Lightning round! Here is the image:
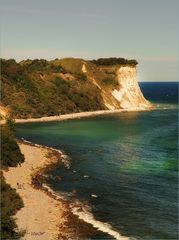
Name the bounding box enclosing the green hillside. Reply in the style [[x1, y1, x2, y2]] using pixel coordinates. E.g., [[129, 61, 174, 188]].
[[1, 57, 137, 118]]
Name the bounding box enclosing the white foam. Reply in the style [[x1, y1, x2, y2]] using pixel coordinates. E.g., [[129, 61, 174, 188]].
[[70, 202, 131, 240], [155, 103, 178, 110], [22, 139, 33, 144], [42, 183, 131, 240], [42, 183, 73, 200], [61, 155, 71, 169], [83, 175, 89, 178], [22, 139, 132, 240], [91, 194, 98, 198], [22, 139, 71, 169]]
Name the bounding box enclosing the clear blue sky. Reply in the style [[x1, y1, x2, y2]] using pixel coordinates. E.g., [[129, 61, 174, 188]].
[[0, 0, 178, 81]]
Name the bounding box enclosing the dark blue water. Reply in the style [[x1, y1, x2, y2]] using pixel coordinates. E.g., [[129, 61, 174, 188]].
[[139, 82, 178, 104], [16, 82, 178, 240]]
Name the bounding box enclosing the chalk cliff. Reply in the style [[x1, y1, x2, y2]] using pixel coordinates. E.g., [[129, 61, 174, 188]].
[[80, 61, 151, 111], [1, 58, 151, 118], [111, 66, 150, 110]]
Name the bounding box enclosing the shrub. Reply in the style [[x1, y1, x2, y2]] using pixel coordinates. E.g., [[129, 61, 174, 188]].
[[1, 174, 24, 239], [74, 73, 87, 82], [101, 77, 118, 86], [91, 58, 138, 66], [1, 125, 25, 239], [1, 125, 24, 168]]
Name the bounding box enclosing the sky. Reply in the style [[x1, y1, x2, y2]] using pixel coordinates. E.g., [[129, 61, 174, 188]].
[[0, 0, 178, 81]]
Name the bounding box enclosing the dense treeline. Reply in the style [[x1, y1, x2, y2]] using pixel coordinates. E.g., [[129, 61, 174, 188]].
[[91, 57, 138, 66], [1, 174, 24, 239], [1, 59, 105, 118], [1, 123, 25, 239], [1, 125, 24, 168], [1, 58, 65, 75]]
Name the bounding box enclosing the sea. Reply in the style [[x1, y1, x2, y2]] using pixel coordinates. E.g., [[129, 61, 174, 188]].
[[15, 82, 178, 240]]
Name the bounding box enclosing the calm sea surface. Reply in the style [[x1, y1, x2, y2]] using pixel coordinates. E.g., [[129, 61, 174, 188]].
[[16, 82, 178, 240]]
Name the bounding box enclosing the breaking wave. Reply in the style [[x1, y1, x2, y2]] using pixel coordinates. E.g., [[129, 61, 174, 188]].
[[41, 182, 131, 240], [22, 138, 132, 240], [21, 138, 71, 169]]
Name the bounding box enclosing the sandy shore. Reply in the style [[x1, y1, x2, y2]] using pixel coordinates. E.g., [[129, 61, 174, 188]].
[[1, 108, 154, 239], [0, 108, 152, 125], [3, 143, 70, 240], [3, 142, 111, 240]]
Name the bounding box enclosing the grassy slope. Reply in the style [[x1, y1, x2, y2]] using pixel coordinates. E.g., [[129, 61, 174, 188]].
[[1, 58, 137, 118], [1, 58, 106, 118]]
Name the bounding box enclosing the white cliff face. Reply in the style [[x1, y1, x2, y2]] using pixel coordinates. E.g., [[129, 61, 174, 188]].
[[82, 64, 87, 73], [81, 62, 151, 111], [111, 66, 151, 110]]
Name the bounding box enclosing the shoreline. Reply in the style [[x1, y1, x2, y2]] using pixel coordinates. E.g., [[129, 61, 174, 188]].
[[0, 108, 153, 125], [2, 141, 115, 240], [3, 141, 69, 240]]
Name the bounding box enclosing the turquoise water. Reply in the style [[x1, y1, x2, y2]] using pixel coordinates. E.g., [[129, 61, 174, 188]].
[[15, 82, 178, 239]]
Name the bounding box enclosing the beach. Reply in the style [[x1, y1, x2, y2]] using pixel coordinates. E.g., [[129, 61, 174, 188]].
[[2, 100, 177, 240], [0, 108, 152, 125], [2, 141, 112, 240], [3, 142, 68, 240]]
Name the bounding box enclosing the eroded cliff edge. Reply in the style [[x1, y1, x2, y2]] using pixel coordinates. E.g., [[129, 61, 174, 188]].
[[87, 63, 151, 111], [1, 58, 152, 119]]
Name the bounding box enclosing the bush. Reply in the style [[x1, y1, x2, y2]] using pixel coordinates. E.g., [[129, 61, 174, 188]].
[[1, 125, 24, 168], [1, 124, 25, 239], [6, 118, 16, 131], [91, 58, 138, 66], [53, 77, 70, 88], [74, 73, 87, 82], [1, 174, 24, 239], [101, 77, 118, 86]]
